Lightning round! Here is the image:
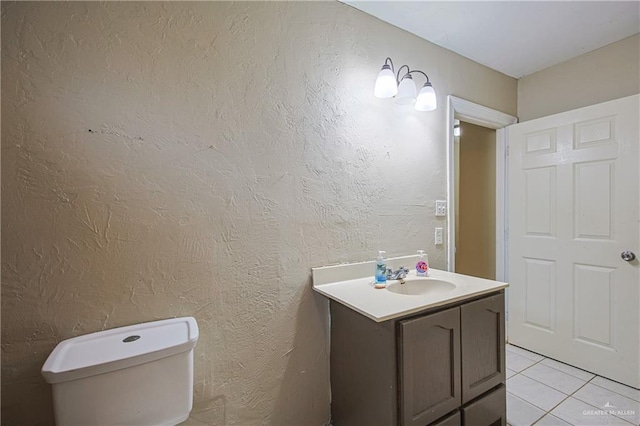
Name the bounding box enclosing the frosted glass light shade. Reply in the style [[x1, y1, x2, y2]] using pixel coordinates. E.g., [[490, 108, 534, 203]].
[[374, 65, 398, 99], [395, 76, 417, 105], [415, 82, 437, 111]]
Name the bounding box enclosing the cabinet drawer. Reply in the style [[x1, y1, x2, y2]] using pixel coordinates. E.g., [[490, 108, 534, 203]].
[[460, 293, 505, 403], [430, 411, 460, 426], [399, 307, 461, 426], [462, 385, 506, 426]]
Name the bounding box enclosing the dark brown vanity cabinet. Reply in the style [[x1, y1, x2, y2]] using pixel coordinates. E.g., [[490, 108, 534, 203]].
[[330, 290, 506, 426]]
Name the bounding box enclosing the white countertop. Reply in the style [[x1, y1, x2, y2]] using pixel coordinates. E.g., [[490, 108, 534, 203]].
[[312, 255, 508, 322]]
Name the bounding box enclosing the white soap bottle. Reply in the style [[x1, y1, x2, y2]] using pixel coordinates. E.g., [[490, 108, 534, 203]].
[[416, 250, 429, 276]]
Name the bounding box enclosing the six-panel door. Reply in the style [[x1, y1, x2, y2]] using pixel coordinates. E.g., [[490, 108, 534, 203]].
[[399, 307, 461, 426], [508, 94, 640, 387]]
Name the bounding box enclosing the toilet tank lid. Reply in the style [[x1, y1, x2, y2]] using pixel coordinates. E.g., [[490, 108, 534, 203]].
[[41, 317, 199, 384]]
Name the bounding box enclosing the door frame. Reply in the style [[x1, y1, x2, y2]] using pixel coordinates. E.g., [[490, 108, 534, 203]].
[[446, 96, 517, 281]]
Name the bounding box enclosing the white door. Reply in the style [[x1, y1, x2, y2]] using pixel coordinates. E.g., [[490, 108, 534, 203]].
[[508, 94, 639, 388]]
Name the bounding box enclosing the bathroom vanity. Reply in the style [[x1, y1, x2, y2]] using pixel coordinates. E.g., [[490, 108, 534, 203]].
[[312, 255, 508, 426]]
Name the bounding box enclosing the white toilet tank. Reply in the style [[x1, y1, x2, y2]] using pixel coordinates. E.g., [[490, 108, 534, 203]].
[[42, 317, 199, 426]]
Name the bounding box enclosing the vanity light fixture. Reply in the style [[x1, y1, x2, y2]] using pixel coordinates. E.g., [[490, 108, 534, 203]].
[[374, 57, 437, 112]]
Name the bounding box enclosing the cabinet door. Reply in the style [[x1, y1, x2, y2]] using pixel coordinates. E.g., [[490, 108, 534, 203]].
[[399, 307, 461, 426], [461, 385, 506, 426], [460, 293, 506, 404]]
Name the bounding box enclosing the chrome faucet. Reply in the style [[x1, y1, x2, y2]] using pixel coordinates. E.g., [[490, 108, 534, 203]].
[[386, 267, 409, 281]]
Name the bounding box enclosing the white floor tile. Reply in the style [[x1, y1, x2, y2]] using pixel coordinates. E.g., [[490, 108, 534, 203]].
[[507, 374, 568, 411], [521, 363, 587, 395], [540, 358, 596, 382], [508, 351, 539, 372], [591, 376, 640, 403], [507, 344, 545, 362], [534, 413, 573, 425], [573, 383, 640, 425], [551, 397, 631, 425], [507, 392, 546, 426], [507, 368, 517, 379]]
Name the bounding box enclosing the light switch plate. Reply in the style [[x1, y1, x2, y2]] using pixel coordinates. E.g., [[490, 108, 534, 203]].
[[435, 227, 444, 245], [435, 200, 447, 217]]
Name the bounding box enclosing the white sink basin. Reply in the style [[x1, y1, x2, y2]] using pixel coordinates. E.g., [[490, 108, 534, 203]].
[[386, 276, 456, 296]]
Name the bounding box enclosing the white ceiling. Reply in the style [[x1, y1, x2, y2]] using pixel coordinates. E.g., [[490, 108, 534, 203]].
[[342, 1, 640, 78]]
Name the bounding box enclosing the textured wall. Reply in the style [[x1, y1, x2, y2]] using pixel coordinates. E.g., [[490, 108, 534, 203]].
[[518, 34, 640, 121], [1, 2, 516, 424]]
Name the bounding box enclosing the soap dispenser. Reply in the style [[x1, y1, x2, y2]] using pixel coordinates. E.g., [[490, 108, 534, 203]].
[[416, 250, 429, 276], [374, 251, 387, 288]]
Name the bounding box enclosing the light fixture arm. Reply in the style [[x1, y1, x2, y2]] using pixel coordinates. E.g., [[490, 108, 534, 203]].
[[405, 69, 431, 84], [384, 57, 395, 73], [396, 65, 410, 83]]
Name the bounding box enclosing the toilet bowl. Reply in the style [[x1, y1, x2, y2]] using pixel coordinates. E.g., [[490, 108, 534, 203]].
[[42, 317, 199, 426]]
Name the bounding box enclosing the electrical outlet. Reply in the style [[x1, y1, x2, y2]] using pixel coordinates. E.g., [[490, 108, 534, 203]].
[[435, 227, 444, 245], [435, 200, 447, 217]]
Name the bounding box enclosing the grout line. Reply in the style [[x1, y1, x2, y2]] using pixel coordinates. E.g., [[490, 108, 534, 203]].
[[506, 352, 546, 377], [587, 379, 640, 403], [506, 343, 547, 361], [531, 393, 572, 425], [507, 391, 548, 425], [519, 362, 591, 393], [570, 378, 638, 425], [518, 357, 589, 415], [507, 372, 573, 414], [517, 356, 546, 372], [531, 413, 573, 426], [568, 377, 593, 398], [505, 344, 597, 381], [522, 376, 635, 426], [517, 371, 580, 397], [537, 358, 596, 381], [507, 354, 573, 423], [565, 394, 636, 426], [505, 345, 638, 426], [594, 376, 640, 392]]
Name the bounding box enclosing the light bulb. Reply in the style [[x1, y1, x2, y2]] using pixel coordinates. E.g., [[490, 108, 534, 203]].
[[415, 82, 437, 111], [374, 65, 398, 99], [395, 75, 417, 105]]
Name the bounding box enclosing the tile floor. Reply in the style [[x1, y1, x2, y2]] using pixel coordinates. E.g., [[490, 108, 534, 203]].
[[506, 344, 640, 426]]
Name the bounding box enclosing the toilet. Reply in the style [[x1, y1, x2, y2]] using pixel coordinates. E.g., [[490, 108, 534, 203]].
[[42, 317, 199, 426]]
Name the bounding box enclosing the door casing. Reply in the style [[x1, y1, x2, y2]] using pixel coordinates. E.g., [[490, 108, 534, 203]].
[[446, 96, 517, 282]]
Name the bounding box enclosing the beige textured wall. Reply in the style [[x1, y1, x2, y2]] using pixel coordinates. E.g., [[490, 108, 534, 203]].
[[455, 122, 496, 281], [1, 2, 516, 424], [518, 34, 640, 121]]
